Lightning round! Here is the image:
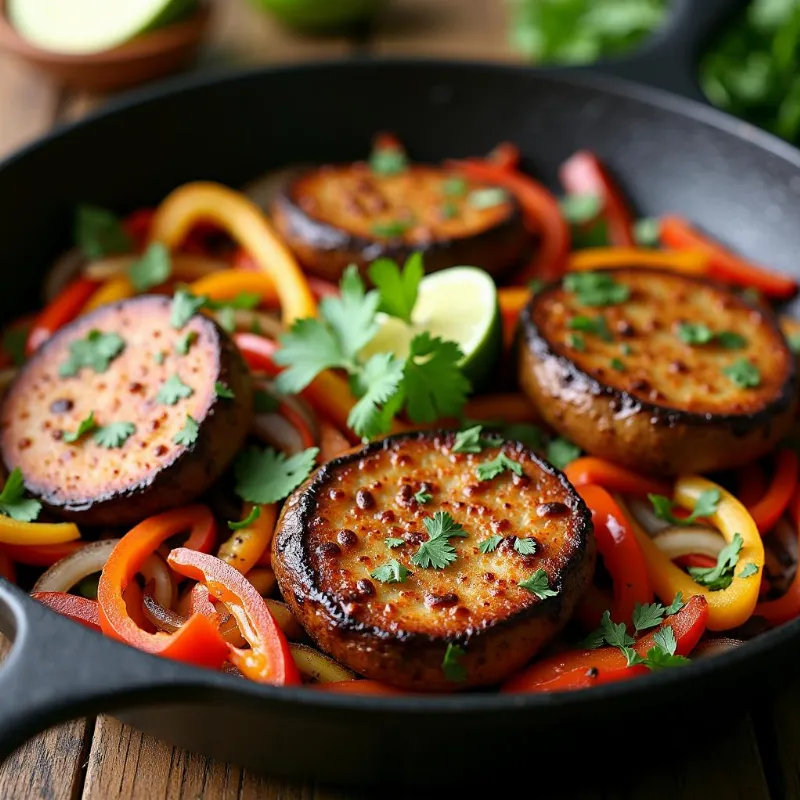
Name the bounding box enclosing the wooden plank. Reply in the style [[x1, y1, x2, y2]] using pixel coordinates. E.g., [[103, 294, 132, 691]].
[[371, 0, 514, 60], [0, 56, 60, 160], [0, 638, 92, 800]]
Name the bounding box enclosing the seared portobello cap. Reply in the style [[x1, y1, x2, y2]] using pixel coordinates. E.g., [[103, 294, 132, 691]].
[[272, 163, 531, 282], [519, 268, 797, 476], [272, 430, 594, 692], [0, 296, 253, 525]]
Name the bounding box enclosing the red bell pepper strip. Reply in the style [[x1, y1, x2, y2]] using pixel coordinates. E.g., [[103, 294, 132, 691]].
[[31, 592, 101, 631], [234, 333, 282, 377], [0, 549, 15, 583], [315, 680, 406, 695], [738, 460, 767, 508], [675, 553, 718, 570], [565, 457, 670, 497], [167, 547, 300, 686], [660, 216, 797, 299], [25, 277, 101, 355], [744, 451, 798, 534], [452, 160, 570, 282], [277, 399, 317, 451], [97, 506, 229, 669], [2, 541, 87, 567], [559, 151, 635, 247], [503, 595, 708, 693], [516, 663, 649, 694], [575, 485, 653, 627], [122, 208, 156, 251], [757, 493, 800, 625]]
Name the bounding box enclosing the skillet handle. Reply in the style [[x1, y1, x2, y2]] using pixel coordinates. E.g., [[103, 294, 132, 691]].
[[0, 579, 194, 763], [586, 0, 750, 104]]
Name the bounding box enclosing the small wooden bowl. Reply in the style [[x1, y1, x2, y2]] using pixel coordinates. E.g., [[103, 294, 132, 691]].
[[0, 0, 211, 92]]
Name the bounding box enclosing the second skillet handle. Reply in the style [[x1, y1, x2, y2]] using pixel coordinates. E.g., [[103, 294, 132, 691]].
[[586, 0, 750, 104]]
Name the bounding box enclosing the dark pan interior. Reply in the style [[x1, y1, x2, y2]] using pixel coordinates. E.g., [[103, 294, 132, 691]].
[[3, 59, 800, 787]]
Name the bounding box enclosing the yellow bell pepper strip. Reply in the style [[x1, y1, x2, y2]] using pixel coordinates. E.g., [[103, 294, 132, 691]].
[[620, 476, 764, 631], [498, 287, 532, 348], [81, 276, 135, 313], [568, 247, 708, 275], [0, 517, 80, 546], [217, 503, 277, 575], [149, 182, 316, 325], [189, 269, 279, 308]]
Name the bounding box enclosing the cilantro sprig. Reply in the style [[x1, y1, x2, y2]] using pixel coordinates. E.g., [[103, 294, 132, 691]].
[[442, 643, 467, 682], [476, 452, 523, 481], [564, 272, 630, 307], [75, 204, 132, 260], [129, 242, 171, 292], [368, 253, 422, 324], [63, 411, 97, 443], [452, 425, 502, 454], [518, 569, 558, 599], [677, 322, 747, 350], [411, 511, 468, 569], [0, 468, 41, 522], [173, 415, 199, 446], [371, 559, 411, 584], [234, 446, 319, 505], [93, 421, 136, 449], [60, 330, 125, 378], [688, 533, 744, 591], [648, 489, 721, 526]]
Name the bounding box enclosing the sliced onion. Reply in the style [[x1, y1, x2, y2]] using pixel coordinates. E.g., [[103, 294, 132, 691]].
[[33, 539, 118, 593], [45, 247, 85, 302], [653, 526, 726, 560], [692, 638, 745, 659], [83, 253, 226, 282], [140, 552, 175, 610], [227, 309, 283, 339], [290, 643, 355, 683], [265, 599, 303, 640], [252, 412, 304, 455], [142, 590, 185, 634], [626, 496, 670, 536]]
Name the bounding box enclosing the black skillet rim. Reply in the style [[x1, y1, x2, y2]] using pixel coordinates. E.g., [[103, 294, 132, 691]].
[[3, 56, 800, 715]]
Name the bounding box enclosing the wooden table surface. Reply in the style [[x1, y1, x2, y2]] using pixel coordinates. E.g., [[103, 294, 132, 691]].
[[0, 0, 799, 797]]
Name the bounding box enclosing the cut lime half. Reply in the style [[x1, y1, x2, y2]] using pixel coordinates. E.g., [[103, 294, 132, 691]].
[[8, 0, 196, 55], [361, 266, 502, 388]]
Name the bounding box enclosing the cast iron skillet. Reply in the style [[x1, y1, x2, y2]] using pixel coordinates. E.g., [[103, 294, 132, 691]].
[[1, 0, 799, 787]]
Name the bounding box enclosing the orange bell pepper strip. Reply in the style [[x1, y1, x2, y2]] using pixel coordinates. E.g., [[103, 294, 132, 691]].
[[0, 516, 81, 547], [756, 494, 800, 625], [319, 420, 352, 463], [2, 540, 87, 567], [189, 270, 279, 309], [660, 216, 797, 299], [743, 450, 798, 534], [149, 182, 316, 325], [620, 477, 764, 631], [568, 247, 708, 275], [97, 506, 229, 669], [81, 276, 135, 313], [503, 595, 708, 693], [217, 503, 278, 575], [498, 287, 532, 348], [559, 151, 635, 247], [31, 592, 101, 630], [575, 485, 653, 627], [167, 547, 301, 686], [565, 457, 670, 497], [0, 549, 15, 583], [452, 161, 570, 282], [463, 393, 541, 425], [26, 277, 100, 354]]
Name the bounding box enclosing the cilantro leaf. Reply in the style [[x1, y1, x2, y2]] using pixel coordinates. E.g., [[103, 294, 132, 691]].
[[215, 382, 235, 400], [788, 331, 800, 354], [582, 628, 607, 649], [59, 330, 125, 378], [479, 535, 503, 554], [468, 188, 509, 209], [206, 292, 261, 311], [688, 533, 744, 591], [644, 647, 691, 670], [518, 569, 558, 599], [173, 415, 199, 446], [739, 562, 759, 578], [75, 204, 132, 260], [347, 353, 405, 440], [632, 601, 666, 634], [368, 252, 423, 324], [228, 505, 261, 530], [724, 358, 761, 388], [610, 357, 626, 371], [677, 321, 714, 345], [559, 193, 602, 224], [0, 468, 40, 522], [63, 411, 98, 443], [622, 647, 647, 667], [717, 331, 747, 350], [371, 559, 411, 584], [371, 220, 412, 238], [129, 242, 171, 292], [601, 609, 635, 648], [443, 177, 468, 196], [546, 437, 581, 470], [385, 536, 405, 548], [648, 489, 721, 526], [170, 289, 207, 330], [93, 421, 135, 449], [411, 511, 468, 569], [254, 389, 279, 414], [633, 217, 660, 247], [654, 626, 678, 657], [476, 452, 523, 481], [402, 333, 470, 423], [414, 490, 432, 504], [216, 306, 236, 333], [275, 319, 347, 394], [452, 425, 485, 454], [514, 537, 538, 555], [153, 351, 165, 365], [369, 145, 407, 176], [442, 643, 467, 682], [156, 374, 194, 405], [2, 327, 27, 367], [564, 271, 630, 306], [569, 314, 612, 341], [664, 592, 684, 616], [234, 446, 319, 505], [567, 332, 585, 351], [175, 330, 197, 356], [318, 266, 380, 361]]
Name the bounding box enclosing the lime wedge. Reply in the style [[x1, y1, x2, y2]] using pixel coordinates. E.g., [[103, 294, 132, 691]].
[[362, 266, 501, 388], [9, 0, 196, 54]]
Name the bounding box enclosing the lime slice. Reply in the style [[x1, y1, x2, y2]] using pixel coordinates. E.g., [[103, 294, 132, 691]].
[[362, 266, 502, 388], [8, 0, 196, 55]]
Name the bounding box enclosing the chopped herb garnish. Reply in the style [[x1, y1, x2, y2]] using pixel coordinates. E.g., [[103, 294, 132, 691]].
[[443, 176, 468, 196], [59, 330, 125, 378], [175, 330, 197, 356], [411, 511, 468, 570], [234, 445, 319, 505], [547, 437, 581, 470], [633, 217, 661, 247], [560, 193, 602, 224], [254, 389, 279, 414], [153, 351, 165, 365], [369, 145, 407, 176], [723, 358, 761, 388], [441, 201, 459, 220], [468, 188, 509, 210], [479, 535, 503, 554], [452, 425, 489, 454], [63, 411, 97, 443], [414, 489, 432, 504], [442, 643, 467, 682], [385, 537, 405, 548], [514, 537, 538, 555], [129, 242, 171, 292], [688, 533, 744, 591], [717, 331, 747, 350], [739, 562, 759, 578], [632, 601, 669, 634], [620, 343, 633, 356], [518, 569, 558, 599], [528, 278, 545, 294], [173, 415, 199, 446], [228, 505, 261, 530], [170, 289, 207, 330], [0, 468, 40, 522], [567, 332, 586, 351], [476, 452, 523, 481], [156, 373, 194, 405], [648, 489, 721, 526], [677, 322, 714, 345], [664, 592, 685, 616], [788, 331, 800, 354], [569, 315, 612, 341], [371, 559, 411, 584], [564, 271, 630, 307], [216, 306, 236, 333], [215, 382, 235, 400], [371, 220, 411, 238], [368, 253, 422, 325], [93, 421, 135, 449], [75, 204, 132, 260], [610, 357, 626, 371]]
